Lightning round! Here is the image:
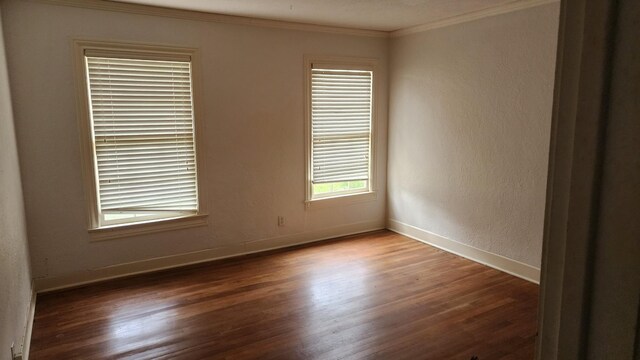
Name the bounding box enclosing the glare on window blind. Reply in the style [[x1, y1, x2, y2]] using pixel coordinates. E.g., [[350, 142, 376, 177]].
[[85, 56, 198, 213], [311, 67, 372, 184]]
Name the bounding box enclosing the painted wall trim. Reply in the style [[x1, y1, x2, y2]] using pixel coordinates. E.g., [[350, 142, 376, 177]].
[[387, 219, 541, 283], [32, 0, 388, 38], [18, 287, 36, 360], [35, 220, 385, 293], [390, 0, 560, 37]]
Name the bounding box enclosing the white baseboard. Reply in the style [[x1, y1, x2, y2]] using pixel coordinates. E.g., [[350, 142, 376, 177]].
[[387, 219, 540, 283], [20, 286, 36, 360], [35, 220, 385, 293], [34, 218, 537, 293]]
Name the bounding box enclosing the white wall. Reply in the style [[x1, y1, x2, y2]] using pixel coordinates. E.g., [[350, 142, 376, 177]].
[[1, 0, 387, 287], [0, 6, 33, 358], [388, 3, 559, 267]]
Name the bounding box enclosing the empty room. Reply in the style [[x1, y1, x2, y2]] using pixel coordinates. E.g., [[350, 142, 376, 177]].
[[1, 0, 638, 359]]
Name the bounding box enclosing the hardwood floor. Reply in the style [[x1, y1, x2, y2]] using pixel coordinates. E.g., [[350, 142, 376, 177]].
[[30, 230, 539, 359]]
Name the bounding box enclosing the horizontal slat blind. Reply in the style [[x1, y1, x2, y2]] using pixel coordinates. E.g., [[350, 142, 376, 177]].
[[311, 67, 372, 183], [86, 56, 198, 212]]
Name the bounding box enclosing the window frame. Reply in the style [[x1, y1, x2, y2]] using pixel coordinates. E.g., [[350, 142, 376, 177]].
[[73, 40, 208, 241], [303, 55, 378, 209]]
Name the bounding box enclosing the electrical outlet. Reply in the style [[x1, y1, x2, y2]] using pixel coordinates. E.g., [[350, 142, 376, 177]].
[[277, 216, 285, 227], [10, 342, 23, 360]]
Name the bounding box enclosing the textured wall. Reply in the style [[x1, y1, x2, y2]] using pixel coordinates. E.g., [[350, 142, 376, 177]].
[[1, 0, 387, 283], [387, 3, 560, 267], [0, 6, 33, 357]]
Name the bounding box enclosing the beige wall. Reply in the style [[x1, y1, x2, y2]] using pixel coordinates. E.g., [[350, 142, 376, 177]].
[[387, 3, 560, 267], [0, 6, 33, 357], [1, 0, 388, 285]]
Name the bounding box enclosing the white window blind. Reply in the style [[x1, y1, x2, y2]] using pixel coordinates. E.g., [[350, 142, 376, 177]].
[[85, 55, 198, 224], [311, 67, 373, 184]]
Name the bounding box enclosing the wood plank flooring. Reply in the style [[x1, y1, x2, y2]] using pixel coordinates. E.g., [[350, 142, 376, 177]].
[[30, 230, 539, 359]]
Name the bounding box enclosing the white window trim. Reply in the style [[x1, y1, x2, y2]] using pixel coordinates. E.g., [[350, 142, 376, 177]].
[[73, 39, 208, 241], [303, 55, 378, 209]]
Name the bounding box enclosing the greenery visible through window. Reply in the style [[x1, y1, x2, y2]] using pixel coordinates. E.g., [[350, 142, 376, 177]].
[[313, 180, 367, 197]]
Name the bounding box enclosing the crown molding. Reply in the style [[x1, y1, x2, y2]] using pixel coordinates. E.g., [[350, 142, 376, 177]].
[[32, 0, 558, 40], [32, 0, 389, 38], [391, 0, 560, 37]]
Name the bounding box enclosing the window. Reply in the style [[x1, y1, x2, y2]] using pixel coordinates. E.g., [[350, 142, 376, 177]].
[[75, 41, 206, 238], [305, 57, 376, 204]]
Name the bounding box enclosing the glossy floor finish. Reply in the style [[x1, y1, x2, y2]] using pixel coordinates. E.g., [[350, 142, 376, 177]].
[[30, 231, 539, 359]]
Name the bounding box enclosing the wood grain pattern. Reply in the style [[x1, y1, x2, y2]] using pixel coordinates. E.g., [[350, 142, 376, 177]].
[[30, 230, 539, 359]]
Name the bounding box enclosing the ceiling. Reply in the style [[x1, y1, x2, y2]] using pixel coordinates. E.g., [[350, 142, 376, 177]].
[[110, 0, 527, 32]]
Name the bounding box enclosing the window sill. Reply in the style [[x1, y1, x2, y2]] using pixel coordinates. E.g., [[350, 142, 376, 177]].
[[88, 214, 208, 242], [305, 191, 377, 210]]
